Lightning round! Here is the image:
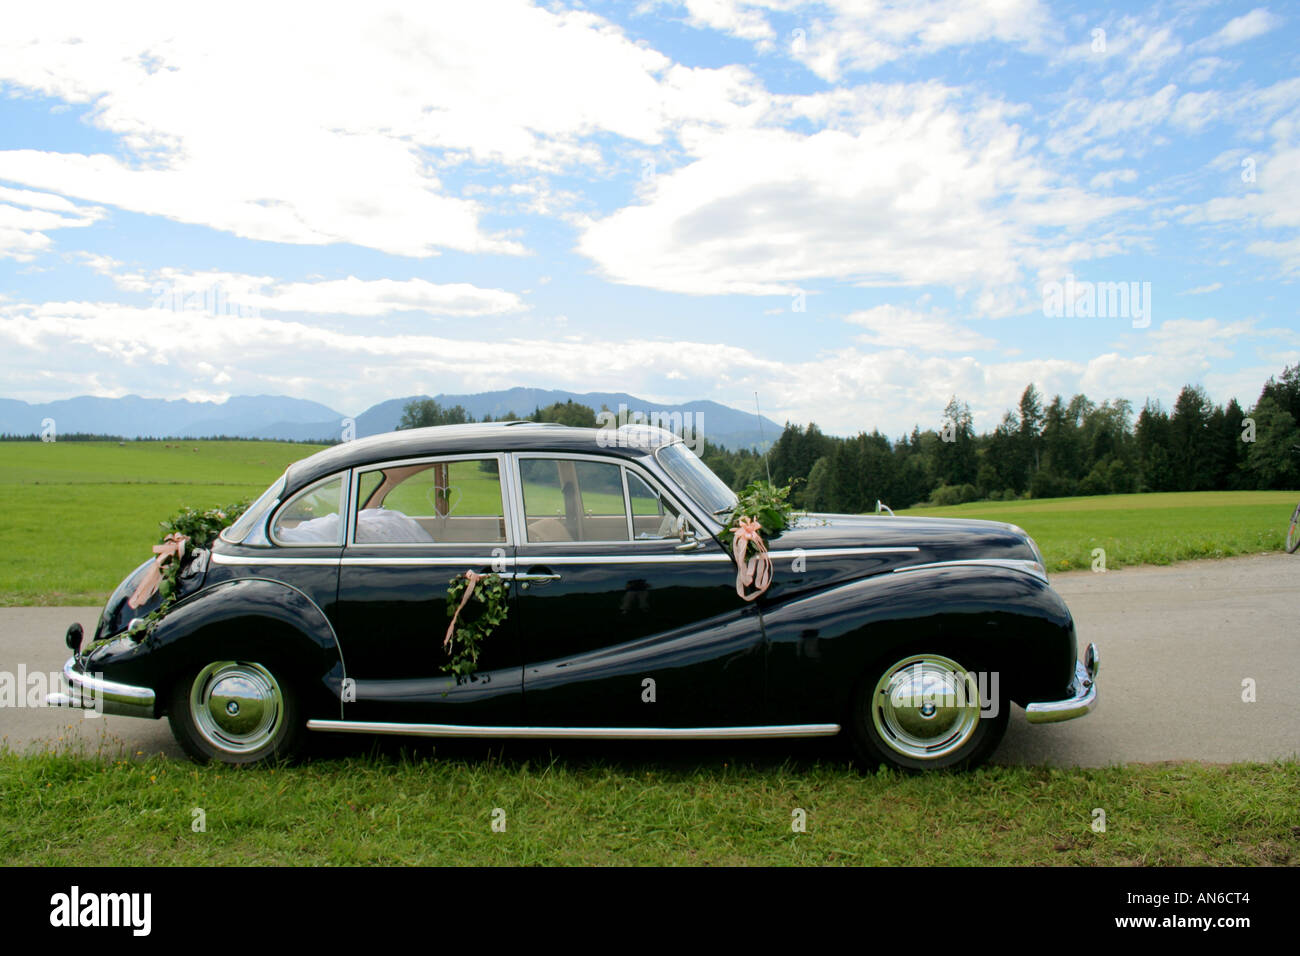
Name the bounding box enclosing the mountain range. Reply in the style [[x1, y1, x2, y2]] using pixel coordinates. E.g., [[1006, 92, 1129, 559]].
[[0, 388, 783, 450]]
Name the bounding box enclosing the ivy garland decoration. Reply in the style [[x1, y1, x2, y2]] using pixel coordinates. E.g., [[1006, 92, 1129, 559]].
[[717, 480, 795, 550], [126, 533, 193, 640], [717, 480, 795, 602], [442, 571, 510, 679], [125, 502, 249, 642]]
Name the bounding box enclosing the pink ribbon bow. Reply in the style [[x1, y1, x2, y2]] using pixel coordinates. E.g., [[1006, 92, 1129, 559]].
[[127, 533, 190, 609], [731, 516, 772, 602], [444, 570, 483, 651]]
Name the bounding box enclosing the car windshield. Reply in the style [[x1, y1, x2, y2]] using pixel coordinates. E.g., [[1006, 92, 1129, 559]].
[[220, 474, 285, 545], [654, 442, 736, 516]]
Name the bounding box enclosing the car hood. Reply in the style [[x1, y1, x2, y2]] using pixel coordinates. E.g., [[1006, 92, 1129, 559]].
[[752, 512, 1042, 600]]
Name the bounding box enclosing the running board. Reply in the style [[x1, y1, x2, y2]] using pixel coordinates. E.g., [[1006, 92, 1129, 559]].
[[306, 720, 841, 740]]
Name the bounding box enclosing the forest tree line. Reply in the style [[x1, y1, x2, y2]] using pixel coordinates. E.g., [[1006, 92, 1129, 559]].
[[399, 365, 1300, 511], [695, 363, 1300, 510]]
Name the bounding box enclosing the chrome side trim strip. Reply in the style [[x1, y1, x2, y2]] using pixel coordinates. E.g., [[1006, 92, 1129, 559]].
[[306, 720, 842, 740], [340, 556, 517, 567], [212, 553, 341, 566], [767, 546, 919, 558], [513, 553, 732, 565], [217, 546, 922, 568], [892, 558, 1048, 582]]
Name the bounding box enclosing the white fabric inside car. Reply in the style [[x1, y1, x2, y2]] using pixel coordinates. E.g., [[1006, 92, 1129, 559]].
[[276, 508, 435, 544], [276, 512, 340, 544], [356, 508, 435, 543]]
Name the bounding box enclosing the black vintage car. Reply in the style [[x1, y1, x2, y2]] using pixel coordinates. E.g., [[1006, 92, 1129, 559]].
[[52, 422, 1097, 771]]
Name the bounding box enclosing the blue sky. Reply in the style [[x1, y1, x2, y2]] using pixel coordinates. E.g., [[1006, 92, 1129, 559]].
[[0, 0, 1296, 437]]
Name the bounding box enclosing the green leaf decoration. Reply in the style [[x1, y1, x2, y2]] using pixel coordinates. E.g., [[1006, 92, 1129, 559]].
[[442, 572, 510, 681]]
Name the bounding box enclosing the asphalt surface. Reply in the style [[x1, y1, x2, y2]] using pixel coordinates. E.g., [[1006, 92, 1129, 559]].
[[2, 552, 1296, 767]]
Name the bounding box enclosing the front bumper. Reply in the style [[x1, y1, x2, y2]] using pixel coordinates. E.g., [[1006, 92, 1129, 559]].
[[1025, 643, 1098, 724], [47, 656, 158, 720]]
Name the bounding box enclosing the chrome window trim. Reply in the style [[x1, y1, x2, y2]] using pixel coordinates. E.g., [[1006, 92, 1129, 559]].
[[306, 719, 841, 740], [510, 451, 706, 548], [219, 473, 286, 545], [635, 447, 725, 537], [650, 439, 736, 525], [268, 472, 349, 549], [620, 465, 634, 541], [345, 452, 514, 548]]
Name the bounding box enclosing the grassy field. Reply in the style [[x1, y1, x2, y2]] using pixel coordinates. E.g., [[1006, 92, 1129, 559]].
[[2, 440, 1295, 605], [0, 441, 323, 605], [2, 747, 1295, 865], [900, 490, 1296, 572]]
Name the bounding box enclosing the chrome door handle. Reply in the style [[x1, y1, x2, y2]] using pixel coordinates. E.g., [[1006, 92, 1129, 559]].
[[514, 572, 561, 582]]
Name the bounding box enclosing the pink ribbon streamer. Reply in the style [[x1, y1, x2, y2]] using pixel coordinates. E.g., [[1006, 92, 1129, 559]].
[[127, 533, 190, 609], [731, 516, 772, 602], [444, 570, 483, 651]]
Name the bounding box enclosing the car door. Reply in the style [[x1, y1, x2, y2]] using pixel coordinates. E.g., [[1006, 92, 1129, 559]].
[[331, 454, 523, 724], [511, 452, 763, 728]]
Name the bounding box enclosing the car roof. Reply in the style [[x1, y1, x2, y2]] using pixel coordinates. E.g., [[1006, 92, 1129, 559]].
[[285, 421, 678, 490]]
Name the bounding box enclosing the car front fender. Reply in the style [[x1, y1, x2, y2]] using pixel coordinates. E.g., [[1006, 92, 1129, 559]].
[[80, 576, 347, 720], [759, 563, 1078, 724]]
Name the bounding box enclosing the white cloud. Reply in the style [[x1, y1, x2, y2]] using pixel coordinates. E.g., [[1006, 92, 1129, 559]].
[[1181, 282, 1222, 295], [86, 264, 527, 317], [579, 83, 1136, 303], [0, 1, 756, 257], [677, 0, 775, 44], [667, 1, 1052, 80], [1047, 85, 1179, 156], [1199, 8, 1282, 51], [257, 278, 526, 317], [0, 186, 103, 260], [846, 304, 997, 352], [1089, 169, 1138, 189]]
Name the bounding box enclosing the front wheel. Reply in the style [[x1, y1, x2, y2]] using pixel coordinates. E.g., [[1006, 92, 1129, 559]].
[[849, 650, 1008, 772], [1287, 502, 1300, 553], [168, 660, 303, 765]]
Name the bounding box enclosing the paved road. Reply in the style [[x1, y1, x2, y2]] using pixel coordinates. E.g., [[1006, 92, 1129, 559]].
[[2, 553, 1297, 767]]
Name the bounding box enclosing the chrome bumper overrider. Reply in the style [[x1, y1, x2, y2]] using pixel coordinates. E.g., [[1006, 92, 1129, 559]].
[[1025, 643, 1099, 724], [46, 656, 157, 719]]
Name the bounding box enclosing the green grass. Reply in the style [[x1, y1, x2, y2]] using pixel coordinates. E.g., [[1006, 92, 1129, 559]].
[[2, 748, 1295, 865], [899, 491, 1297, 572], [0, 441, 322, 605]]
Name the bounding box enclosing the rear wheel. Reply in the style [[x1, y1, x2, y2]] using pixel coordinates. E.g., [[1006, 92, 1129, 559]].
[[1287, 502, 1300, 553], [849, 649, 1008, 772], [168, 660, 303, 765]]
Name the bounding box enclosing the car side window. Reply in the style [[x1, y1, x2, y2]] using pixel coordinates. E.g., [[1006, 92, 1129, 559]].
[[626, 471, 685, 540], [272, 475, 345, 546], [353, 458, 506, 544], [520, 458, 630, 543]]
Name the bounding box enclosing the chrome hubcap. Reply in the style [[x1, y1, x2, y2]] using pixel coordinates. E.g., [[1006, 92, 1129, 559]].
[[190, 662, 284, 753], [871, 654, 982, 759]]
